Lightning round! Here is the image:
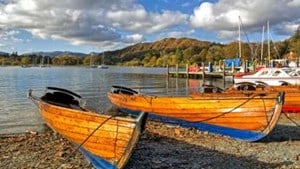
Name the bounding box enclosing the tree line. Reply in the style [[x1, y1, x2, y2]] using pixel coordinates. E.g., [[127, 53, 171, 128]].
[[0, 54, 101, 66]]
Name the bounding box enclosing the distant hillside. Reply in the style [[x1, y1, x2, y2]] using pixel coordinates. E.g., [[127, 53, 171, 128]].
[[105, 37, 213, 65], [21, 51, 87, 57], [103, 34, 300, 67], [0, 51, 9, 56]]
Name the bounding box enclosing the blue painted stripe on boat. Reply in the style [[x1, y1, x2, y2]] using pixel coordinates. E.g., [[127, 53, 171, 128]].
[[119, 108, 265, 142], [79, 148, 117, 169]]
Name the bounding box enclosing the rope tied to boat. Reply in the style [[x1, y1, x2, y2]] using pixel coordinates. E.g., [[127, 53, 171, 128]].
[[70, 112, 142, 167], [74, 116, 115, 152], [283, 113, 300, 127], [113, 119, 119, 164], [198, 93, 272, 123], [55, 114, 117, 169], [146, 92, 276, 123]]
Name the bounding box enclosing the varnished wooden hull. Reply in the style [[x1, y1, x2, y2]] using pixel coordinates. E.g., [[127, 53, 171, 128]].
[[227, 84, 300, 113], [267, 86, 300, 113], [108, 87, 284, 142], [30, 93, 145, 169]]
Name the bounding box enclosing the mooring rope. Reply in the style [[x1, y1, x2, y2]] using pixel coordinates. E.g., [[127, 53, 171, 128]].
[[260, 96, 274, 133], [55, 115, 115, 169], [196, 94, 269, 123], [74, 116, 115, 152], [143, 93, 271, 123], [283, 112, 300, 127], [113, 119, 119, 165], [115, 127, 136, 164]]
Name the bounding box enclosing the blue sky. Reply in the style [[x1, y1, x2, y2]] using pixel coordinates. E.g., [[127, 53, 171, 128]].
[[0, 0, 299, 54]]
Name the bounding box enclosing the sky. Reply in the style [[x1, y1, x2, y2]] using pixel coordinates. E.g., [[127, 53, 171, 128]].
[[0, 0, 299, 54]]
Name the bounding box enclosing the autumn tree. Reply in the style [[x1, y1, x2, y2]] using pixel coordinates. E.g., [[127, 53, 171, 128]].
[[289, 26, 300, 57], [21, 56, 31, 65], [52, 55, 82, 65], [199, 48, 208, 63], [175, 48, 183, 64], [223, 42, 239, 58], [206, 45, 224, 63]]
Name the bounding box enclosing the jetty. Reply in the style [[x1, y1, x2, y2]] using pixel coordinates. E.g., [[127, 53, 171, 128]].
[[166, 64, 235, 82]]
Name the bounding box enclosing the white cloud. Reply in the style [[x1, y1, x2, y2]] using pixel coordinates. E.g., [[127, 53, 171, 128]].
[[107, 8, 188, 33], [167, 30, 195, 38], [124, 34, 144, 43], [0, 29, 23, 49], [190, 2, 215, 28], [0, 0, 188, 49], [274, 22, 300, 35], [190, 0, 300, 39]]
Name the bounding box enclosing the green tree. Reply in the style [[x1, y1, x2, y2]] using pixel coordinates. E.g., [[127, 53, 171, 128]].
[[155, 57, 164, 66], [223, 42, 239, 58], [165, 54, 177, 66], [183, 47, 192, 63], [83, 55, 93, 65], [199, 48, 208, 62], [206, 45, 224, 63], [175, 48, 183, 63], [147, 56, 157, 67], [289, 26, 300, 57], [21, 56, 31, 65], [142, 53, 152, 66], [124, 58, 140, 66]]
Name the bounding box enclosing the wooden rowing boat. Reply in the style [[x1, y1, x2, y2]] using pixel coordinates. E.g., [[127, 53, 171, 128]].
[[107, 86, 284, 142], [29, 87, 146, 169], [227, 81, 300, 113]]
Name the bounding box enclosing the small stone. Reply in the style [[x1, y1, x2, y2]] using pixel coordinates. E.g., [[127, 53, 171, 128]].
[[174, 128, 181, 136]]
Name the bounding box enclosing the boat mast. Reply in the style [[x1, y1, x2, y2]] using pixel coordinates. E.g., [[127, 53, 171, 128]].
[[238, 19, 242, 58], [41, 55, 44, 66], [32, 55, 35, 66], [90, 53, 93, 66], [47, 56, 50, 67], [267, 21, 270, 65], [102, 52, 105, 65], [261, 25, 265, 65]]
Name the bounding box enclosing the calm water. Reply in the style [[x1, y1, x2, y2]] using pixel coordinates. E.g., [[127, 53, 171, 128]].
[[0, 66, 233, 134]]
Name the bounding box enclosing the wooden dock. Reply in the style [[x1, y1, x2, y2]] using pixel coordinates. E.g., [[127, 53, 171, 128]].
[[166, 64, 235, 82]]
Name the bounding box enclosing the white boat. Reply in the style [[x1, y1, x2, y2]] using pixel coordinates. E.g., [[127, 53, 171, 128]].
[[234, 67, 300, 86], [97, 64, 109, 69], [98, 52, 109, 69]]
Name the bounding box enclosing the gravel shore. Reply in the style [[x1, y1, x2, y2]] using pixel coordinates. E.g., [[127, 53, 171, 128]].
[[1, 114, 299, 169]]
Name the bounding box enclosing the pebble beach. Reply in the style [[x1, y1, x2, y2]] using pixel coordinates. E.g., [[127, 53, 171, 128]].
[[0, 113, 299, 169]]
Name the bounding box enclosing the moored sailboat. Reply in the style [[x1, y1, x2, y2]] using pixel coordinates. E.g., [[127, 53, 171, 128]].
[[98, 52, 109, 69]]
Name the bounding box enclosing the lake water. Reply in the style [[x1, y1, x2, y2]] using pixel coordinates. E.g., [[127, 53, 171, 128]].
[[0, 66, 233, 134]]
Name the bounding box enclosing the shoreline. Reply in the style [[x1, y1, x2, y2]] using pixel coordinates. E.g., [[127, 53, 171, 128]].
[[1, 114, 299, 169]]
